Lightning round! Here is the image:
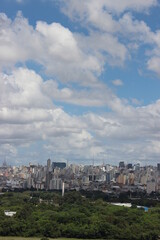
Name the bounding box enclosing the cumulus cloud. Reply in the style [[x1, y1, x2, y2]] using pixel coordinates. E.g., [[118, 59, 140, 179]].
[[1, 9, 159, 79], [147, 56, 160, 75], [60, 0, 157, 18], [44, 98, 160, 164], [1, 67, 160, 164], [0, 68, 52, 109], [60, 0, 157, 32], [59, 0, 160, 76], [1, 7, 160, 165], [43, 78, 127, 108], [79, 100, 160, 163], [0, 12, 101, 85], [0, 67, 96, 162]]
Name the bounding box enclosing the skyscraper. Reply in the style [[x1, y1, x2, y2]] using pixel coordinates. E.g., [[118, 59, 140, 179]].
[[47, 159, 51, 169], [157, 163, 160, 171], [52, 162, 66, 169], [119, 161, 125, 168]]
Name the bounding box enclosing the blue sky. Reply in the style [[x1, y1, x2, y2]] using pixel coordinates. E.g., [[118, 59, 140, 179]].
[[0, 0, 160, 166]]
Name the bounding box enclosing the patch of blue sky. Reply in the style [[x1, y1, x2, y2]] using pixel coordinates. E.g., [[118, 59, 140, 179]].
[[133, 5, 160, 32], [105, 69, 160, 106], [101, 51, 160, 106], [25, 60, 46, 78], [0, 0, 88, 34]]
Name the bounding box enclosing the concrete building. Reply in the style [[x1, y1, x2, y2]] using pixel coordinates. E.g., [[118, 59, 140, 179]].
[[50, 178, 62, 190], [47, 159, 51, 169], [117, 173, 126, 185], [157, 163, 160, 171], [52, 162, 66, 169], [147, 179, 156, 194], [119, 161, 125, 168]]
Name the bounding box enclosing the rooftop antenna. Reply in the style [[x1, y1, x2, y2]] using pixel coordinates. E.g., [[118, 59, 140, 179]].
[[67, 159, 69, 168], [102, 159, 104, 167], [3, 157, 7, 167], [145, 159, 147, 167]]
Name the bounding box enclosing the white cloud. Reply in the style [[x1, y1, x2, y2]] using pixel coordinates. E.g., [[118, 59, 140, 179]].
[[0, 13, 102, 85], [0, 68, 94, 161], [60, 0, 157, 34], [1, 7, 160, 165], [1, 67, 160, 164], [60, 0, 157, 18], [112, 79, 123, 86], [1, 10, 159, 80], [43, 79, 127, 108], [0, 12, 39, 68], [0, 68, 52, 109], [147, 57, 160, 76], [118, 13, 154, 44], [0, 144, 17, 161], [59, 0, 160, 76], [77, 32, 128, 66], [131, 98, 142, 106], [145, 29, 160, 76]]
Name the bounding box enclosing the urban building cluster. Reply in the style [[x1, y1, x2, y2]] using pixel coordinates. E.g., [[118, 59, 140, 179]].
[[0, 159, 160, 195]]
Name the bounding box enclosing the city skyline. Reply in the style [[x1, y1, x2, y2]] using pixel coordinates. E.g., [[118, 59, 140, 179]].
[[1, 158, 160, 194], [1, 0, 160, 166]]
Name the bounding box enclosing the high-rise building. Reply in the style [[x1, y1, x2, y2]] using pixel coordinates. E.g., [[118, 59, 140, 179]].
[[46, 171, 52, 190], [147, 179, 156, 194], [52, 162, 66, 169], [117, 173, 126, 185], [134, 163, 140, 171], [127, 163, 133, 169], [119, 161, 125, 168], [47, 159, 51, 169], [157, 163, 160, 171], [2, 159, 7, 168], [49, 178, 62, 190]]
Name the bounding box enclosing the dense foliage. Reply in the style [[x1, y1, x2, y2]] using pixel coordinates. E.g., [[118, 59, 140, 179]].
[[0, 191, 160, 239]]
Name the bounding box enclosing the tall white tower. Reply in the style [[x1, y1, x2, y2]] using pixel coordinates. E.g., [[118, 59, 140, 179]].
[[62, 181, 65, 197]]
